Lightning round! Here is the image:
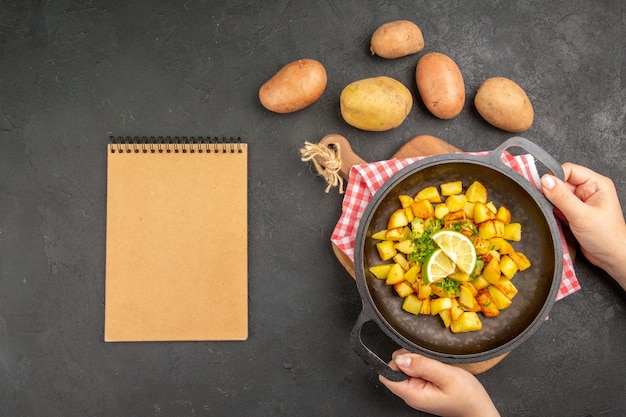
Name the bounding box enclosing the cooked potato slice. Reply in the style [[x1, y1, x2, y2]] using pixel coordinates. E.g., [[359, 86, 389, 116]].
[[394, 240, 415, 254], [448, 270, 471, 282], [376, 240, 397, 261], [417, 282, 432, 300], [415, 186, 442, 203], [458, 285, 477, 309], [384, 227, 405, 241], [465, 181, 488, 203], [509, 252, 531, 271], [430, 297, 453, 315], [439, 309, 452, 328], [402, 294, 422, 315], [474, 202, 496, 223], [444, 209, 466, 223], [473, 238, 491, 256], [403, 264, 420, 283], [434, 203, 450, 219], [404, 207, 415, 223], [462, 201, 475, 219], [503, 223, 522, 241], [393, 253, 410, 271], [478, 219, 505, 239], [489, 237, 515, 254], [385, 263, 405, 285], [461, 282, 478, 296], [430, 282, 447, 298], [482, 257, 501, 284], [476, 289, 499, 317], [411, 199, 435, 219], [450, 298, 464, 321], [445, 194, 467, 212], [398, 194, 414, 208], [488, 285, 513, 309], [495, 206, 512, 224], [478, 220, 497, 239], [451, 312, 483, 333], [472, 275, 490, 290], [499, 255, 519, 279], [440, 181, 463, 196], [371, 229, 388, 240], [388, 208, 409, 229], [369, 264, 392, 279], [494, 277, 518, 300], [394, 281, 414, 298]]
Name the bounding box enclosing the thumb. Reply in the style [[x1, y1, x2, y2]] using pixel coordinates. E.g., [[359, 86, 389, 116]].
[[394, 353, 456, 387], [540, 174, 586, 221]]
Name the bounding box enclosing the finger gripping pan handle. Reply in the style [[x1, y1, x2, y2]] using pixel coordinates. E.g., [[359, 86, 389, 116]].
[[350, 310, 409, 382]]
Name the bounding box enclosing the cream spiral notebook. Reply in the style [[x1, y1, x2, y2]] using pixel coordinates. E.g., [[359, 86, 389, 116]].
[[105, 136, 248, 342]]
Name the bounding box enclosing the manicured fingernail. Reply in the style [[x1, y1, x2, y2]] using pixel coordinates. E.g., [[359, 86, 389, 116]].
[[395, 354, 412, 368], [541, 174, 556, 190]]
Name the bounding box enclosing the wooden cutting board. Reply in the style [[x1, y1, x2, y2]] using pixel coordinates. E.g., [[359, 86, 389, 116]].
[[317, 133, 509, 375]]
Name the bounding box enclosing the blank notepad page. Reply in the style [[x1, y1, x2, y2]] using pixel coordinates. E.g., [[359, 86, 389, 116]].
[[105, 138, 248, 342]]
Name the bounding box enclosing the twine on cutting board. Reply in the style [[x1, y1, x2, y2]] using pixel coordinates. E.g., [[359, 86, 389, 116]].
[[300, 141, 345, 194]]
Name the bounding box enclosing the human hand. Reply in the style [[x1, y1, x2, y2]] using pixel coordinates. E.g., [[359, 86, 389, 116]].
[[541, 163, 626, 289], [379, 349, 500, 417]]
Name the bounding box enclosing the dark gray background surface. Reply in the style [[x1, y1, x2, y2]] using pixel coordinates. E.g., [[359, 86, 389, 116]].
[[1, 1, 625, 416]]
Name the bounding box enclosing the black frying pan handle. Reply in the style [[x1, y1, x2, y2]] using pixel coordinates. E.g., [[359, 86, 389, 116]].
[[487, 136, 565, 181], [350, 310, 409, 382]]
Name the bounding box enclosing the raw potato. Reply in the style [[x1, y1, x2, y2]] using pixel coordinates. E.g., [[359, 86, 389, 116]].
[[340, 76, 413, 131], [415, 52, 465, 119], [474, 77, 534, 132], [370, 20, 424, 59], [259, 59, 327, 113]]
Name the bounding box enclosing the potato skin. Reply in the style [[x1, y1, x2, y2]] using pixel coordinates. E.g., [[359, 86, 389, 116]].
[[415, 52, 465, 119], [259, 59, 327, 113], [474, 77, 534, 132], [370, 20, 424, 59], [340, 76, 413, 131]]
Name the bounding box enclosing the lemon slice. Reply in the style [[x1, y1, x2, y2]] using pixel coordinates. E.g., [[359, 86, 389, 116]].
[[422, 248, 456, 285], [431, 230, 477, 274]]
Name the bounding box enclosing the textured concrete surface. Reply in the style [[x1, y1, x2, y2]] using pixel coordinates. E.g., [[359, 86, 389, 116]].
[[1, 1, 624, 416]]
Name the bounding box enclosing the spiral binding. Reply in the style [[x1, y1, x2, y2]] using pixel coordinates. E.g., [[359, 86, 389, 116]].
[[108, 136, 244, 154]]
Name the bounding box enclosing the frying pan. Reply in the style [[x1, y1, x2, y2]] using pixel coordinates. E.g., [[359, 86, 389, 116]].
[[351, 137, 564, 381]]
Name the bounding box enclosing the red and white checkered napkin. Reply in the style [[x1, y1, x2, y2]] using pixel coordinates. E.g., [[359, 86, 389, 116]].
[[331, 152, 580, 301]]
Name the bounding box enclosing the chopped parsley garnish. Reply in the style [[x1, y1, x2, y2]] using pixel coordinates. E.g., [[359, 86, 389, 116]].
[[451, 222, 464, 232], [408, 218, 444, 264], [450, 221, 478, 236], [442, 277, 460, 297]]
